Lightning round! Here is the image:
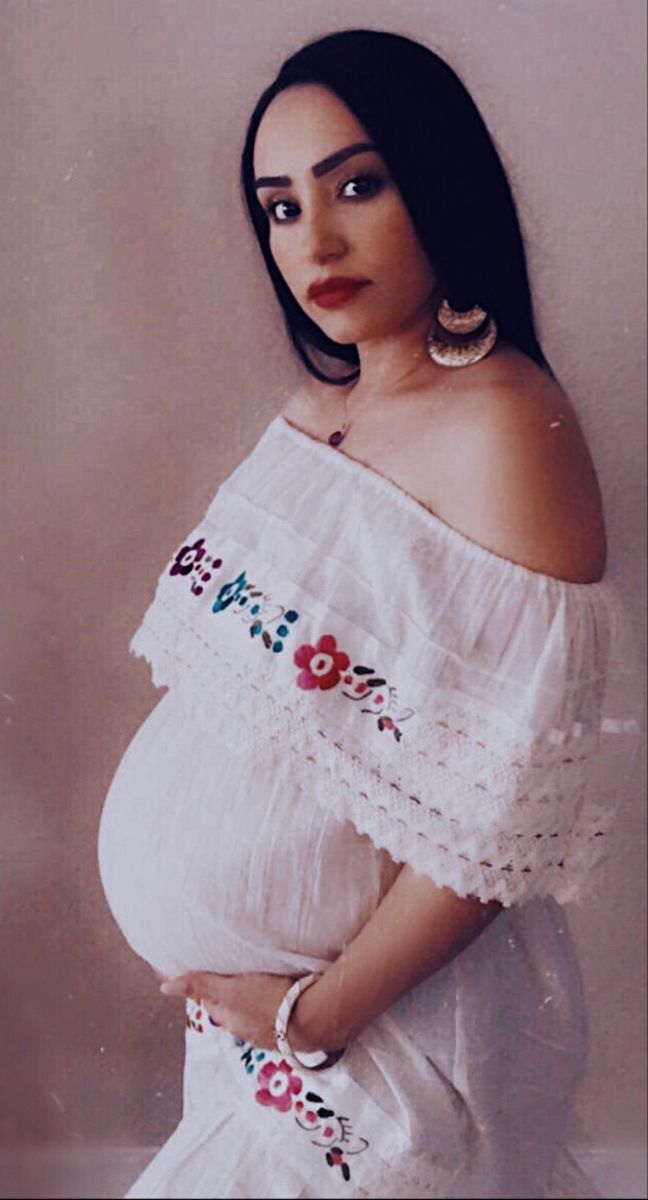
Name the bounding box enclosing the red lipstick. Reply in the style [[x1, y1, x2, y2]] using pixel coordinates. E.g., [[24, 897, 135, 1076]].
[[307, 276, 371, 308]]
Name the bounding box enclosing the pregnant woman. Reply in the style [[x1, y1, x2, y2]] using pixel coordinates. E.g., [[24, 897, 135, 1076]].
[[97, 28, 643, 1199]]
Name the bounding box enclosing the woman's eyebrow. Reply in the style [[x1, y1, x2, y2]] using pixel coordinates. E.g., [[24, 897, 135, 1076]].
[[254, 141, 377, 190]]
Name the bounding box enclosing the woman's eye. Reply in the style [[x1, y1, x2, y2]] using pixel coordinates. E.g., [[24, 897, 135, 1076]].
[[265, 198, 297, 224], [340, 173, 381, 199], [264, 173, 383, 224]]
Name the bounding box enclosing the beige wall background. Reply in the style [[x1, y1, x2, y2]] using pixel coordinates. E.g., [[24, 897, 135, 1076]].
[[1, 0, 645, 1163]]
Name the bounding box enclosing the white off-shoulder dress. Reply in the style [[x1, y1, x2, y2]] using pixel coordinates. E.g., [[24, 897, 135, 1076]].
[[97, 410, 643, 1199]]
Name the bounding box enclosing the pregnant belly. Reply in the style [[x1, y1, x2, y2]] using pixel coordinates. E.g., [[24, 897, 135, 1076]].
[[97, 691, 246, 977], [98, 691, 392, 979]]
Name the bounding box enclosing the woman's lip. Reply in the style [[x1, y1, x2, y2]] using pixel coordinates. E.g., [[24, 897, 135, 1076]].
[[312, 282, 371, 309]]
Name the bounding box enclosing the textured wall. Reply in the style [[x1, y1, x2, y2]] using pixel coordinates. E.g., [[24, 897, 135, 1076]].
[[0, 0, 645, 1159]]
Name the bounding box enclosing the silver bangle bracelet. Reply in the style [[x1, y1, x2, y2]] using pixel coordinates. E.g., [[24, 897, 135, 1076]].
[[274, 972, 346, 1071]]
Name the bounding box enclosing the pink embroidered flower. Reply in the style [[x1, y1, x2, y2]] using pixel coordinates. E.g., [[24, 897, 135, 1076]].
[[294, 634, 350, 691], [254, 1059, 303, 1112]]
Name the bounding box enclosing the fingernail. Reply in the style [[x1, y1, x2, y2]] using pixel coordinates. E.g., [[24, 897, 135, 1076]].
[[160, 982, 173, 994]]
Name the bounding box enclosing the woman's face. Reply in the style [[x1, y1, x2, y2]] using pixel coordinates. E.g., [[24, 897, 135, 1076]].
[[252, 84, 438, 342]]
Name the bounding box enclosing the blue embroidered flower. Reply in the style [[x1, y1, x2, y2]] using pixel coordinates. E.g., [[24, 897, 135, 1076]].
[[212, 571, 249, 613]]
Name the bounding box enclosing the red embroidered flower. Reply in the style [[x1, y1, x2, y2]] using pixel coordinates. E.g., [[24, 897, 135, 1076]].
[[294, 634, 350, 691], [254, 1059, 303, 1112], [187, 1006, 205, 1033]]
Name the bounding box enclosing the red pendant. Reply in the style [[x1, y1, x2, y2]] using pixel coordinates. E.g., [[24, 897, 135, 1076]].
[[328, 429, 346, 447]]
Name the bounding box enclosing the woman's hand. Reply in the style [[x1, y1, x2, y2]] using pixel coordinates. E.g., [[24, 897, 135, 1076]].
[[157, 970, 297, 1049]]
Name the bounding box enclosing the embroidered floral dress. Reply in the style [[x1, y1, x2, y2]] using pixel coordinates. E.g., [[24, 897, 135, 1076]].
[[97, 410, 643, 1199]]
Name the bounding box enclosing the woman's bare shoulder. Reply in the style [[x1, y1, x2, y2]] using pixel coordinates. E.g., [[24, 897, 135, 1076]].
[[280, 355, 607, 583], [424, 356, 608, 583]]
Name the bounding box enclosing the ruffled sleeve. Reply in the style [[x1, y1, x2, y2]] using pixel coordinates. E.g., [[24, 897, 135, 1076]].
[[283, 570, 643, 909], [128, 413, 644, 909]]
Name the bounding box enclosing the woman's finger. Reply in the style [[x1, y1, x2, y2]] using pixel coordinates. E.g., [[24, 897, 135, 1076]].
[[159, 975, 194, 997], [160, 971, 233, 1001]]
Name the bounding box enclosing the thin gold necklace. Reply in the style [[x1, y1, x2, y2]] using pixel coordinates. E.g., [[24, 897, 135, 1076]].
[[328, 387, 375, 447], [328, 353, 431, 447]]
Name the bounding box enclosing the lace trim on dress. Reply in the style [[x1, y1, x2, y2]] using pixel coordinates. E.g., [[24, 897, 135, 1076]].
[[129, 595, 632, 910]]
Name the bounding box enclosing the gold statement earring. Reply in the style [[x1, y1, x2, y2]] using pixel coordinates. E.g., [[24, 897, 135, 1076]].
[[426, 298, 498, 367]]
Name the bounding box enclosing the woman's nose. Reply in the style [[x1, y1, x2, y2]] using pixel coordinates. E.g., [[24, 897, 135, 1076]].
[[300, 206, 347, 262]]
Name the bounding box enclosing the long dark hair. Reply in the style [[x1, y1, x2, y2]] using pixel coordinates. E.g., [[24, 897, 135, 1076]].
[[240, 28, 557, 386]]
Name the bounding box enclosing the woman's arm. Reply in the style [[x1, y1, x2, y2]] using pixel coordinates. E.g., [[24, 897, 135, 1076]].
[[157, 866, 503, 1049], [288, 864, 503, 1053], [289, 381, 608, 1054]]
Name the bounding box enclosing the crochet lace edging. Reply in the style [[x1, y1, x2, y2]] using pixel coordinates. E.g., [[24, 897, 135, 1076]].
[[128, 617, 613, 908]]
